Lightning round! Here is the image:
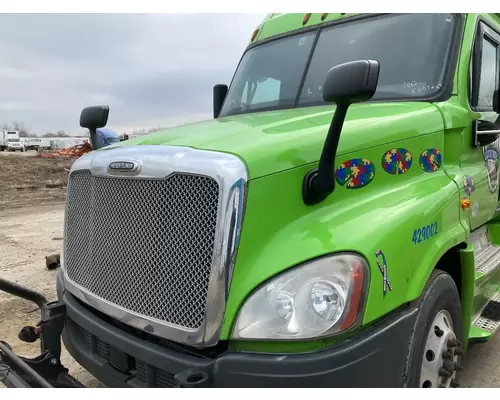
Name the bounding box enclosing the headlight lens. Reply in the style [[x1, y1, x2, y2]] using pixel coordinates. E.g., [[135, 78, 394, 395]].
[[231, 253, 367, 340]]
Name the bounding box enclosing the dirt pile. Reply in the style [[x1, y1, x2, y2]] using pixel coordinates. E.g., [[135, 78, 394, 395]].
[[0, 153, 72, 209]]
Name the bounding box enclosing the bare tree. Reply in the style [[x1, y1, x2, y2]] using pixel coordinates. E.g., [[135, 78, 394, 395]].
[[131, 126, 166, 136], [43, 131, 67, 138], [10, 120, 37, 137]]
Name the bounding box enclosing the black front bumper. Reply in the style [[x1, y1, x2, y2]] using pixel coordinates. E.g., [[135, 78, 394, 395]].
[[58, 271, 417, 388]]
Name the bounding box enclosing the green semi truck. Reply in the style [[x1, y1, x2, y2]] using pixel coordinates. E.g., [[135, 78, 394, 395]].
[[2, 12, 500, 388]]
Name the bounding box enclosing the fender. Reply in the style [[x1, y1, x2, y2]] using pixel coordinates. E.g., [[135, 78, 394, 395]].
[[221, 132, 467, 339]]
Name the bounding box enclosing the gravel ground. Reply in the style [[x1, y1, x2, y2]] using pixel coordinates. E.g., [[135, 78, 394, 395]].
[[0, 204, 103, 388], [460, 337, 500, 387]]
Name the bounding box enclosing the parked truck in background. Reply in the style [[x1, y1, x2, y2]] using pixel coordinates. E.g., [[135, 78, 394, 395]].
[[3, 12, 500, 389], [0, 130, 25, 152], [24, 137, 51, 151]]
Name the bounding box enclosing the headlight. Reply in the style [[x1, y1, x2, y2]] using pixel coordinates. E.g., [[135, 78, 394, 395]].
[[231, 253, 368, 340]]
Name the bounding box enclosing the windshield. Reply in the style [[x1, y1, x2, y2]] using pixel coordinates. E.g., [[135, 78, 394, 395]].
[[220, 13, 457, 117]]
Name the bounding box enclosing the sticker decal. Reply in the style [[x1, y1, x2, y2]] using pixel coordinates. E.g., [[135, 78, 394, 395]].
[[463, 175, 475, 197], [335, 158, 375, 189], [412, 222, 439, 245], [419, 149, 442, 172], [381, 148, 412, 175], [483, 140, 500, 193], [375, 250, 392, 297]]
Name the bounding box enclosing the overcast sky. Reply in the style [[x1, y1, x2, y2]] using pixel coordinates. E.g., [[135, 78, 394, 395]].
[[0, 13, 265, 135]]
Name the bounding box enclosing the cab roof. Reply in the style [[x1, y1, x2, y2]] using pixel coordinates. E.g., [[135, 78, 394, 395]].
[[250, 13, 500, 45]]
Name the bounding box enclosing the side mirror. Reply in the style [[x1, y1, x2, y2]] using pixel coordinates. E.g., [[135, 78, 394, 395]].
[[213, 84, 228, 119], [303, 60, 380, 206], [79, 105, 109, 150], [322, 60, 380, 104]]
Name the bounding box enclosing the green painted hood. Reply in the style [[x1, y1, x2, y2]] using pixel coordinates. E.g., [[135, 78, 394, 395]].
[[116, 102, 444, 179]]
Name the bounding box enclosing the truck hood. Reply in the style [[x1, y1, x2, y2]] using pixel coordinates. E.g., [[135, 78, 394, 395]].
[[117, 102, 443, 180]]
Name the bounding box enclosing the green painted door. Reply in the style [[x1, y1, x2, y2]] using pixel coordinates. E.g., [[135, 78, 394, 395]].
[[460, 19, 500, 231]]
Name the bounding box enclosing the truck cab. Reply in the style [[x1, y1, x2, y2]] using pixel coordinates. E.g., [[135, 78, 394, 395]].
[[0, 130, 25, 152], [2, 12, 500, 389], [25, 138, 42, 151], [6, 131, 25, 152]]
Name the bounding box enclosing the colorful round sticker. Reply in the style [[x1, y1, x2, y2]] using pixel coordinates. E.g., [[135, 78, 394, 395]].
[[381, 148, 412, 175], [463, 175, 475, 197], [419, 149, 442, 172], [335, 158, 375, 189]]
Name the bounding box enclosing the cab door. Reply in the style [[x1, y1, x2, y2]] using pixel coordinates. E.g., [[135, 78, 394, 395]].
[[464, 19, 500, 231]]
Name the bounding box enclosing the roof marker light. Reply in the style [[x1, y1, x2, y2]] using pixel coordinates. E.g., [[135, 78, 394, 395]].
[[321, 13, 328, 21], [251, 29, 259, 42], [303, 13, 311, 25]]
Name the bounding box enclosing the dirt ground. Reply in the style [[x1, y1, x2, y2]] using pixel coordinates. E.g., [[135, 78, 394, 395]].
[[0, 152, 103, 388], [0, 151, 72, 209], [0, 151, 499, 388]]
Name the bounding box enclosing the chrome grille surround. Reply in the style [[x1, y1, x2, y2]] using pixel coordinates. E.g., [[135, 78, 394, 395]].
[[61, 145, 248, 348]]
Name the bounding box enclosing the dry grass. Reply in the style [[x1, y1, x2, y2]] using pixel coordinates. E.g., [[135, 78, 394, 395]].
[[0, 152, 73, 209]]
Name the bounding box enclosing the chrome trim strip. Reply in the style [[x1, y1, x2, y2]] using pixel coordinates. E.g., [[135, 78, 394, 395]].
[[61, 145, 248, 348]]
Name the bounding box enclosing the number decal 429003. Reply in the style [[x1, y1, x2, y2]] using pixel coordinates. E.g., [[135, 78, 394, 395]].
[[412, 222, 438, 244]]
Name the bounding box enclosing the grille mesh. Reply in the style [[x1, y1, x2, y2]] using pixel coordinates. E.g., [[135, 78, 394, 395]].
[[64, 170, 220, 329]]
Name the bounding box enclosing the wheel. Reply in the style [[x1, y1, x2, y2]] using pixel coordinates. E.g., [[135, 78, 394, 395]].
[[403, 270, 463, 388]]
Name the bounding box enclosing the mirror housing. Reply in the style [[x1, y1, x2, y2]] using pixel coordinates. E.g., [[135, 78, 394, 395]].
[[303, 60, 380, 206], [80, 105, 109, 129], [79, 105, 109, 150], [213, 84, 228, 119], [322, 60, 380, 105]]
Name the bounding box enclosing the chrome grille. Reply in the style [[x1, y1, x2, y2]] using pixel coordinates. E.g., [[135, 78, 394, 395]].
[[64, 170, 220, 330]]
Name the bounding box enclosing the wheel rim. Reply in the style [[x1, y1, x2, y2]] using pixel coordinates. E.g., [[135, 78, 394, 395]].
[[420, 310, 461, 388]]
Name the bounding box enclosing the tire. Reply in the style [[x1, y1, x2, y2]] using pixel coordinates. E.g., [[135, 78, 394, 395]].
[[402, 269, 463, 388]]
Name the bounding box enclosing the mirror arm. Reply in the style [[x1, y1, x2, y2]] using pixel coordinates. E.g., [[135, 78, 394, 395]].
[[303, 103, 349, 206], [88, 127, 100, 150]]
